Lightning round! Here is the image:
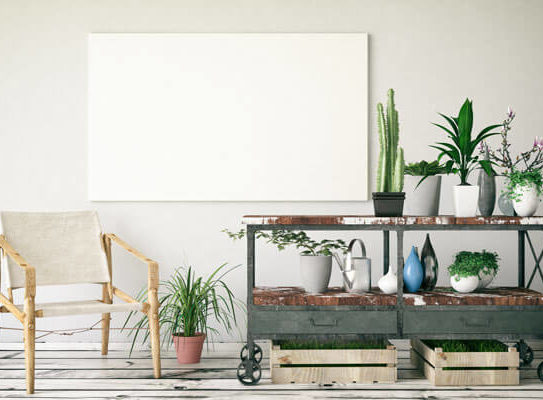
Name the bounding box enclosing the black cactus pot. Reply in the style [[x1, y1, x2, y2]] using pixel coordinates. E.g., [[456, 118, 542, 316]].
[[372, 192, 406, 217]]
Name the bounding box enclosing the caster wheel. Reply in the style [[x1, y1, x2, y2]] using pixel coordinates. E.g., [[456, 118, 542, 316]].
[[515, 342, 534, 365], [237, 360, 262, 385], [240, 343, 263, 364]]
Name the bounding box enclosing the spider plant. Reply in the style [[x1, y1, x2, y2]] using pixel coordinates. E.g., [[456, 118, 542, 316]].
[[123, 263, 241, 354], [431, 99, 502, 185]]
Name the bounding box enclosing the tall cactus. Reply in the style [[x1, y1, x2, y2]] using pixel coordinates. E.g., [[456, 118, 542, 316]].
[[376, 89, 404, 192]]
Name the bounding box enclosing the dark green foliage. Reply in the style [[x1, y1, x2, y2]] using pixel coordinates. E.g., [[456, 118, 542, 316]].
[[448, 250, 499, 278], [405, 160, 449, 176], [123, 263, 242, 355], [431, 99, 502, 185], [278, 339, 387, 350], [423, 339, 508, 353], [223, 228, 348, 256]]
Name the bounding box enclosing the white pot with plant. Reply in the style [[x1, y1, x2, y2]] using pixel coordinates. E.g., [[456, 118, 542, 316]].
[[224, 229, 347, 294], [404, 160, 447, 216], [480, 108, 543, 217], [448, 250, 499, 293], [505, 170, 543, 217], [432, 99, 502, 218], [124, 263, 240, 364]]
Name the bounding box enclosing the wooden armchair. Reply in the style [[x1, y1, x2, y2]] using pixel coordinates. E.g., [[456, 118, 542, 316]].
[[0, 211, 161, 394]]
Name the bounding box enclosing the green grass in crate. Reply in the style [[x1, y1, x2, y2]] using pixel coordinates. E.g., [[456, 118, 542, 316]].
[[278, 339, 387, 350], [423, 339, 508, 352]]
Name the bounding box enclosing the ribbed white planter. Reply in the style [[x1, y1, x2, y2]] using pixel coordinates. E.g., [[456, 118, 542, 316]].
[[453, 185, 479, 217], [513, 183, 540, 217], [299, 255, 332, 294], [404, 175, 442, 216]]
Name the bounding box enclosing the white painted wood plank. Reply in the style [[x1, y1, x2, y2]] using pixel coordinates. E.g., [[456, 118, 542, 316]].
[[0, 391, 541, 399], [0, 378, 542, 391]]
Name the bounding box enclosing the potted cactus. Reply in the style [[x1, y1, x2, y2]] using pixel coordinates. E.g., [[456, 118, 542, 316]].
[[373, 89, 405, 217]]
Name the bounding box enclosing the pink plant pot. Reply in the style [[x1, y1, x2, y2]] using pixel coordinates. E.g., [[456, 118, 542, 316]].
[[173, 333, 206, 364]]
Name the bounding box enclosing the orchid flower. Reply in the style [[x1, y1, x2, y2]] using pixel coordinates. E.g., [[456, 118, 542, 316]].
[[534, 136, 543, 150]]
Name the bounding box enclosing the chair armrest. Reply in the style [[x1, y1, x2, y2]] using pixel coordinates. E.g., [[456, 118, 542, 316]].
[[0, 235, 36, 297], [0, 235, 36, 321], [104, 233, 158, 290]]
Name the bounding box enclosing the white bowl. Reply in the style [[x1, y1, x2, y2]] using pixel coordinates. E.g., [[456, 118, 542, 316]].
[[450, 275, 479, 293]]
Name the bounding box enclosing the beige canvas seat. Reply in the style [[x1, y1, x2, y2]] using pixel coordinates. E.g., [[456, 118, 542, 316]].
[[0, 211, 161, 394]]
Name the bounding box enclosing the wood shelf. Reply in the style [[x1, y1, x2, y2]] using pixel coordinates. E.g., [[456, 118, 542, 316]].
[[243, 215, 543, 225], [253, 286, 543, 306]]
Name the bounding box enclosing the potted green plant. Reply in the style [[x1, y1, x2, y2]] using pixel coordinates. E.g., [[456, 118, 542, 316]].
[[448, 250, 499, 293], [404, 160, 448, 216], [224, 229, 347, 293], [482, 108, 543, 216], [124, 263, 240, 364], [431, 99, 502, 217], [373, 89, 405, 217]]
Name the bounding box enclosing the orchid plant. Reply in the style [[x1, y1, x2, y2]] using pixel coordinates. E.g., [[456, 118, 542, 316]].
[[481, 108, 543, 200]]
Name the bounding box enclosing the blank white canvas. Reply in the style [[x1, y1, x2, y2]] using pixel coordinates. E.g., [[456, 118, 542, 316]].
[[88, 33, 368, 201]]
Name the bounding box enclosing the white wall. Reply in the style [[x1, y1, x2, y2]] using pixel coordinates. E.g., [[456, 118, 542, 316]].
[[1, 0, 542, 343]]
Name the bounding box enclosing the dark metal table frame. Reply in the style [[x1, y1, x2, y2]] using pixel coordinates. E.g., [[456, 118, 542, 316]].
[[238, 220, 543, 384]]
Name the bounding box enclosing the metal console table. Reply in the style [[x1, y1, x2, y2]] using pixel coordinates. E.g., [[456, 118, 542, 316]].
[[236, 215, 543, 385]]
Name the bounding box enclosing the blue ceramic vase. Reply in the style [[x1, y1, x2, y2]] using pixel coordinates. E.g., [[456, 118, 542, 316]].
[[404, 246, 424, 293]]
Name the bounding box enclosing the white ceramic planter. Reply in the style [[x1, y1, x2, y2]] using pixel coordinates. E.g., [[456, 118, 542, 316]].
[[404, 175, 442, 216], [450, 275, 479, 293], [513, 183, 540, 217], [299, 255, 332, 293], [453, 185, 479, 217]]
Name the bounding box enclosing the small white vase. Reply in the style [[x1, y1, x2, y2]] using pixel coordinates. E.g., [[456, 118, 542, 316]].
[[513, 184, 540, 217], [453, 185, 479, 217], [450, 275, 479, 293], [378, 268, 397, 294], [299, 255, 332, 294]]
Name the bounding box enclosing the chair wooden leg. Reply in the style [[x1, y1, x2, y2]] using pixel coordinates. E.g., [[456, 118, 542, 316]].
[[148, 289, 161, 378], [101, 313, 111, 355], [24, 296, 35, 394]]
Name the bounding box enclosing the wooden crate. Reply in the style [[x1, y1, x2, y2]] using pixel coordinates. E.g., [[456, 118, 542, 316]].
[[270, 341, 397, 384], [410, 338, 519, 386]]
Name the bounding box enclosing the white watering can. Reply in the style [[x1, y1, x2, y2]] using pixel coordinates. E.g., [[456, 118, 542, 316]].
[[333, 239, 371, 293]]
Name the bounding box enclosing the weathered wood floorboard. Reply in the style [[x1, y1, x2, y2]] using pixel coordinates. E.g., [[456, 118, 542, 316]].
[[0, 343, 541, 399]]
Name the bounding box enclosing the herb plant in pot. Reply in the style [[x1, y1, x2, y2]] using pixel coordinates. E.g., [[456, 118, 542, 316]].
[[404, 160, 448, 216], [482, 108, 543, 217], [224, 229, 347, 294], [124, 263, 240, 364], [431, 99, 501, 217], [448, 251, 499, 293], [373, 89, 405, 217]]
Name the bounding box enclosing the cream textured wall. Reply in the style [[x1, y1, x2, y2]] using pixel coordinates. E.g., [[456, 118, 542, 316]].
[[1, 0, 542, 342]]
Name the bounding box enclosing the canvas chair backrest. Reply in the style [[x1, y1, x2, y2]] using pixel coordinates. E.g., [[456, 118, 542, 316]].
[[0, 211, 110, 289]]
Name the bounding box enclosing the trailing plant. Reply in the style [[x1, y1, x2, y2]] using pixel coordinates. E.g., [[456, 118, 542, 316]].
[[123, 263, 242, 354], [447, 250, 499, 280], [423, 339, 508, 353], [404, 160, 449, 177], [223, 228, 348, 256], [431, 99, 502, 185], [504, 169, 543, 202], [376, 88, 405, 192]]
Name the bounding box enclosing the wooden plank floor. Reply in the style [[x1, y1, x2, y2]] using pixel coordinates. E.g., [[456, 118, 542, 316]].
[[1, 340, 543, 399]]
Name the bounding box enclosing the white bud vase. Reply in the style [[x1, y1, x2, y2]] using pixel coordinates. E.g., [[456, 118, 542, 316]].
[[513, 184, 540, 217]]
